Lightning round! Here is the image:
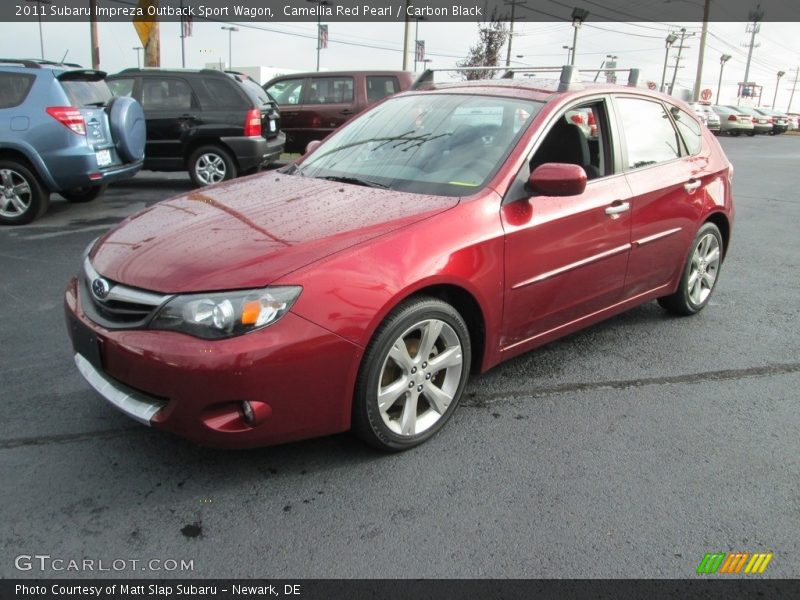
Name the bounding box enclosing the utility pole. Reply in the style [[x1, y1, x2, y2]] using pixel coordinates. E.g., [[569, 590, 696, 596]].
[[402, 0, 411, 70], [787, 66, 799, 113], [89, 0, 99, 68], [504, 0, 525, 68], [692, 0, 711, 102], [741, 5, 764, 104], [25, 0, 51, 60], [668, 28, 692, 95], [661, 33, 677, 93]]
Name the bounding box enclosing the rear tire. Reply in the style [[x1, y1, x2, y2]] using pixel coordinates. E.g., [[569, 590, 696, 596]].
[[729, 130, 740, 137], [746, 131, 756, 136], [352, 297, 471, 452], [188, 145, 237, 186], [658, 222, 723, 316], [61, 184, 107, 203], [0, 160, 49, 225]]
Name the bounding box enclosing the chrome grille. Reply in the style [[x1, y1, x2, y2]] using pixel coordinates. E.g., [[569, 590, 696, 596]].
[[81, 258, 171, 329]]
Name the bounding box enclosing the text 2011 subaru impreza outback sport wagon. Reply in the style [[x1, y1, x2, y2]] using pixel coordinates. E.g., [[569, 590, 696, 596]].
[[65, 67, 734, 451]]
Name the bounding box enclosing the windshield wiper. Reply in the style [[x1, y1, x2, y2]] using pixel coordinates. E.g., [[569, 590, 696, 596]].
[[317, 176, 389, 189]]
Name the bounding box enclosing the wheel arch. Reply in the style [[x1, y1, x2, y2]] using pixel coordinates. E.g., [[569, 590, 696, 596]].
[[0, 146, 53, 190], [704, 212, 730, 259]]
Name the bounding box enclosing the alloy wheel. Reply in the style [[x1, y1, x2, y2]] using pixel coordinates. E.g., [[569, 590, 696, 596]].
[[688, 232, 721, 306], [0, 168, 32, 218], [195, 153, 227, 185], [377, 318, 464, 437]]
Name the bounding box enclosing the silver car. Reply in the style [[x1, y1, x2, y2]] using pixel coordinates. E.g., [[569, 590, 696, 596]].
[[691, 103, 720, 133], [712, 105, 755, 136]]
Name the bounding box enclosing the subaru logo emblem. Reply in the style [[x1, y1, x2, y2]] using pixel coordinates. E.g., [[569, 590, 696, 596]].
[[91, 277, 111, 300]]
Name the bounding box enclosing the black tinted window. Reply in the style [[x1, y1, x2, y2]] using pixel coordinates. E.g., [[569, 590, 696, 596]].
[[141, 78, 193, 110], [616, 97, 681, 169], [238, 78, 272, 107], [671, 106, 702, 155], [366, 76, 399, 103], [0, 73, 35, 108], [307, 77, 354, 104], [61, 80, 112, 106], [199, 78, 245, 109]]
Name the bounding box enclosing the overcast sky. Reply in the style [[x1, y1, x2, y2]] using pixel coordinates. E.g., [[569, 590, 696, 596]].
[[1, 18, 797, 109]]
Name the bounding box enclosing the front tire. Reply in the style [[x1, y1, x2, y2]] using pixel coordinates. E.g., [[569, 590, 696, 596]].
[[0, 160, 49, 225], [352, 297, 471, 451], [188, 145, 237, 186], [61, 184, 107, 203], [658, 222, 723, 316]]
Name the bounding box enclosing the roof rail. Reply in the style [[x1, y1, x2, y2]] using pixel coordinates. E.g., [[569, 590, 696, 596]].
[[0, 58, 43, 68], [410, 65, 641, 92]]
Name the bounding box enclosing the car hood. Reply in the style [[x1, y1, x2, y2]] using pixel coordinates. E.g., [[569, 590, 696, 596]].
[[90, 173, 458, 293]]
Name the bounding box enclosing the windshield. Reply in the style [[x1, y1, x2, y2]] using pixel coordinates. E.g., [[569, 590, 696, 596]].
[[294, 93, 541, 196]]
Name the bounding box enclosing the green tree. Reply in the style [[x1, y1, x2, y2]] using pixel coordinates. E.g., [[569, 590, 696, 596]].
[[457, 15, 510, 80]]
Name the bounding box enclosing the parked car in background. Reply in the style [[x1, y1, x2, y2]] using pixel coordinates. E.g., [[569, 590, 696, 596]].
[[711, 105, 755, 136], [66, 67, 734, 451], [753, 108, 789, 134], [690, 103, 720, 134], [786, 113, 799, 131], [264, 70, 414, 152], [0, 59, 144, 224], [107, 68, 284, 186], [726, 105, 771, 135]]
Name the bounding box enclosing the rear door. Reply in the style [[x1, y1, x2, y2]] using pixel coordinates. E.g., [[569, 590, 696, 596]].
[[615, 96, 703, 297], [139, 76, 198, 168]]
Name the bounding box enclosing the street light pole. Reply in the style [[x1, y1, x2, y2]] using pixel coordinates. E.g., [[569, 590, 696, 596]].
[[570, 8, 589, 67], [772, 70, 785, 109], [25, 0, 51, 60], [661, 33, 678, 93], [562, 45, 573, 64], [220, 26, 238, 69], [307, 0, 331, 72], [716, 54, 731, 105], [133, 46, 143, 68]]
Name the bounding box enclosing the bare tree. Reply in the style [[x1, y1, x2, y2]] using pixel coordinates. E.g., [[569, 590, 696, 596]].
[[457, 15, 509, 80]]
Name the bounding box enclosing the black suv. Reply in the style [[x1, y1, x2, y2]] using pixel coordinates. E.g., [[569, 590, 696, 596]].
[[107, 69, 284, 186]]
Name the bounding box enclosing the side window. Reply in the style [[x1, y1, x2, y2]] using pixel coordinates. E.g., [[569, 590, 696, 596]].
[[307, 77, 354, 104], [108, 78, 134, 98], [670, 106, 702, 156], [266, 78, 304, 105], [0, 73, 35, 108], [505, 100, 610, 203], [141, 78, 193, 111], [198, 79, 245, 110], [366, 76, 399, 103], [616, 97, 681, 169]]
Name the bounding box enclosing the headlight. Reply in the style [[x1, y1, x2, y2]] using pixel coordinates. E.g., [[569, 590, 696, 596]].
[[150, 286, 302, 339]]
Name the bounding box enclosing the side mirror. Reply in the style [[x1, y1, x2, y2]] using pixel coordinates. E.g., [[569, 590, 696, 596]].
[[528, 163, 587, 196], [304, 140, 322, 155]]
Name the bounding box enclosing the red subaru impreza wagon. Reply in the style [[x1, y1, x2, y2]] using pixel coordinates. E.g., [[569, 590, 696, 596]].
[[65, 67, 734, 451]]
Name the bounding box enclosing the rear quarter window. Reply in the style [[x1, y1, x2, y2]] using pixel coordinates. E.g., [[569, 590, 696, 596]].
[[0, 72, 35, 108], [197, 78, 246, 110], [670, 106, 702, 155]]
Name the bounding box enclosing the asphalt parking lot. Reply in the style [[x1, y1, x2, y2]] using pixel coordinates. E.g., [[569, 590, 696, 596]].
[[1, 136, 798, 579]]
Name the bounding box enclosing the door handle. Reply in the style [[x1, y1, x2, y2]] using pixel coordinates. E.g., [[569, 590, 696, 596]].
[[605, 201, 630, 216], [684, 179, 701, 193], [340, 109, 355, 115]]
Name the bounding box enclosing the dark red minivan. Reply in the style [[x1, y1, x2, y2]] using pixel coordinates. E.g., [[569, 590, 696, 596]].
[[66, 67, 734, 451], [264, 70, 414, 152]]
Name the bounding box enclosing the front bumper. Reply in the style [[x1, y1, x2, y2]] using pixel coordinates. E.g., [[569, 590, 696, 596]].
[[65, 277, 363, 448]]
